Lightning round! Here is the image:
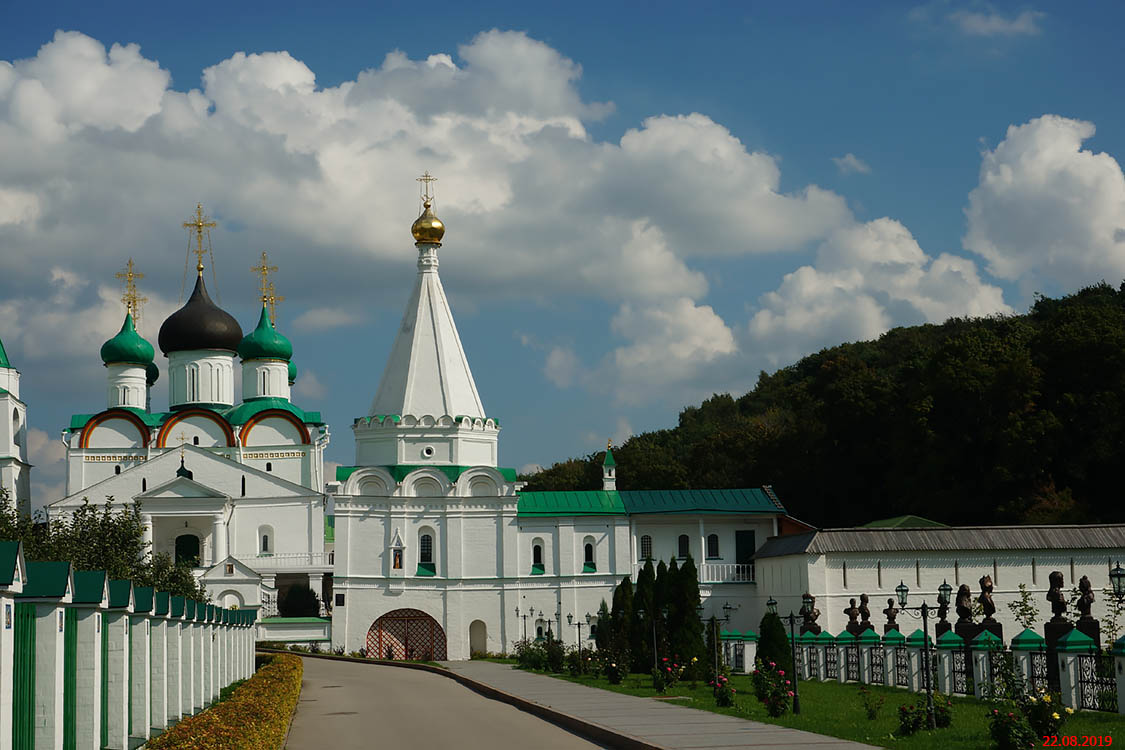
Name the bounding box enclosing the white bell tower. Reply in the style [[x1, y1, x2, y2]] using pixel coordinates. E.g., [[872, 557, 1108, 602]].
[[0, 335, 31, 514]]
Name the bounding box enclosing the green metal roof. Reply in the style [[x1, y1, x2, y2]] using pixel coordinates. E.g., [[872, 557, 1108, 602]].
[[18, 560, 71, 598], [618, 488, 784, 515], [862, 515, 948, 528], [518, 490, 627, 516], [0, 335, 10, 368], [132, 586, 154, 614], [100, 313, 155, 366], [603, 448, 616, 467], [1010, 627, 1046, 650], [325, 515, 335, 543], [223, 398, 322, 426], [0, 540, 20, 586], [335, 464, 518, 483], [154, 591, 170, 616], [107, 579, 132, 608], [185, 600, 196, 619], [238, 305, 293, 362], [68, 407, 168, 431], [72, 570, 107, 604], [171, 595, 185, 618]]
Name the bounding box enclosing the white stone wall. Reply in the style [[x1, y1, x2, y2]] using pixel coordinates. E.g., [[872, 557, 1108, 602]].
[[758, 548, 1125, 637]]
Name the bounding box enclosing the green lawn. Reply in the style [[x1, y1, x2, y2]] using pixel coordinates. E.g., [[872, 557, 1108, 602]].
[[535, 669, 1124, 749]]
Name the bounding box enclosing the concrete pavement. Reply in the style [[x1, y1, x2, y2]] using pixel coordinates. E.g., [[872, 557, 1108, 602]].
[[443, 661, 878, 749], [285, 656, 605, 749]]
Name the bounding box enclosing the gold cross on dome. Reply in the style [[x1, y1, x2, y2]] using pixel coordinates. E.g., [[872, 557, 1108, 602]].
[[176, 431, 188, 459], [265, 281, 284, 326], [115, 258, 147, 326], [183, 204, 217, 274], [251, 251, 278, 304], [417, 171, 437, 202]]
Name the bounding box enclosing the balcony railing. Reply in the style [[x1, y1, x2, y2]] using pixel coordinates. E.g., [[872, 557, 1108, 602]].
[[632, 562, 754, 583], [239, 552, 334, 570]]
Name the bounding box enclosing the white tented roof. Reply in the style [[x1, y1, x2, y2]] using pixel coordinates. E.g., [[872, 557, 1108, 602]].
[[369, 250, 485, 420]]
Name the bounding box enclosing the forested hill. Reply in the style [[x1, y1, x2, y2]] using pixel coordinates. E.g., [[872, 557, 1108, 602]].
[[522, 283, 1125, 528]]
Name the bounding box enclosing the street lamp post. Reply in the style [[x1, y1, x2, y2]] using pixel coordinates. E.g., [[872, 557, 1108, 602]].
[[568, 612, 592, 660], [637, 606, 668, 672], [1110, 562, 1125, 603], [896, 581, 937, 731], [515, 606, 528, 641], [767, 596, 801, 715]]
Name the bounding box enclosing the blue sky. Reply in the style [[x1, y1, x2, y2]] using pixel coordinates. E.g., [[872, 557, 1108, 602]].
[[2, 1, 1125, 504]]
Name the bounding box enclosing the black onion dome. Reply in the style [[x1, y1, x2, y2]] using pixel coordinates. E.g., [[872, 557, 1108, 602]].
[[158, 274, 243, 355]]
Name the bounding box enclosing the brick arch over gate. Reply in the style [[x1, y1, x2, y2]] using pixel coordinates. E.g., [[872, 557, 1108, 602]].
[[366, 608, 447, 661]]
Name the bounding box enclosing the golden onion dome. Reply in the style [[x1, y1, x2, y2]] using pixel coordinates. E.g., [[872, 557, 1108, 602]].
[[411, 200, 445, 245]]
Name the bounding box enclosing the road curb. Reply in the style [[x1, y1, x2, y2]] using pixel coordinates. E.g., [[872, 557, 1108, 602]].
[[264, 649, 665, 750]]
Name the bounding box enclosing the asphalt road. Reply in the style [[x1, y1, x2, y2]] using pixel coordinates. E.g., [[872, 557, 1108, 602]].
[[285, 657, 605, 749]]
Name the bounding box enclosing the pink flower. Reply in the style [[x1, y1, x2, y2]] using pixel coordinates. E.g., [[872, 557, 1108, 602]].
[[731, 688, 736, 693], [666, 667, 671, 672], [785, 680, 790, 685], [778, 670, 784, 676], [787, 691, 794, 697], [769, 661, 776, 667]]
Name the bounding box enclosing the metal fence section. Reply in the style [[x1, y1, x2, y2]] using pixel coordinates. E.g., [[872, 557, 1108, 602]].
[[845, 644, 860, 682], [870, 647, 884, 684], [1028, 650, 1049, 695], [895, 647, 910, 687], [951, 649, 970, 695], [805, 646, 819, 680], [825, 645, 839, 679], [1077, 652, 1118, 712]]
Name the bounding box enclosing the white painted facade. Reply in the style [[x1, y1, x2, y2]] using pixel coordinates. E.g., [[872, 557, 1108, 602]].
[[0, 354, 30, 514], [756, 537, 1125, 637]]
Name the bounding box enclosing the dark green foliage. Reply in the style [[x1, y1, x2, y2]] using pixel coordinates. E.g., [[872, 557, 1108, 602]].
[[544, 630, 565, 672], [670, 556, 705, 677], [632, 560, 655, 672], [0, 490, 206, 599], [518, 283, 1125, 525], [278, 583, 319, 617], [610, 576, 633, 665], [756, 612, 793, 676], [594, 600, 611, 651], [704, 616, 718, 682]]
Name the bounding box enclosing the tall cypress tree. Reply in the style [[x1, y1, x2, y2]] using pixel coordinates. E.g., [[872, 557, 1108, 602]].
[[610, 576, 633, 661], [654, 559, 669, 657], [632, 559, 655, 672], [666, 557, 682, 658], [673, 555, 706, 676], [595, 599, 611, 651]]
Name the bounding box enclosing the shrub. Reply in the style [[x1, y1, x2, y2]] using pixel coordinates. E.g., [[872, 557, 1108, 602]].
[[514, 638, 547, 671], [752, 659, 793, 717], [858, 685, 885, 720], [756, 613, 793, 676], [710, 673, 736, 707], [1021, 691, 1072, 737], [896, 694, 953, 736], [604, 658, 625, 684], [988, 707, 1037, 750], [544, 633, 566, 673], [565, 648, 588, 676], [148, 654, 302, 750], [652, 655, 686, 693], [278, 583, 320, 617], [933, 693, 953, 728]]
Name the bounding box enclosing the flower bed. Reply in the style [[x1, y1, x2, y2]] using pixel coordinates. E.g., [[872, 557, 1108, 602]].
[[148, 654, 303, 749]]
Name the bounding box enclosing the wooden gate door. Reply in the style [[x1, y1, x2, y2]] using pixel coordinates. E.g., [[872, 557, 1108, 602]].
[[12, 603, 36, 750], [366, 609, 447, 661]]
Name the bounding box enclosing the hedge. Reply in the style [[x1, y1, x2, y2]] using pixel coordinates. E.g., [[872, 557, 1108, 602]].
[[148, 654, 303, 749]]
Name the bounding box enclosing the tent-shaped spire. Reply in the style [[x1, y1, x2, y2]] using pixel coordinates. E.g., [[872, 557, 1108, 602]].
[[369, 202, 485, 420], [0, 334, 11, 369]]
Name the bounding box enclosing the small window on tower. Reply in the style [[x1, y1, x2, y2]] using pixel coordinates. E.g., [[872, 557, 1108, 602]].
[[266, 462, 272, 472], [193, 436, 199, 446], [261, 535, 270, 554], [142, 478, 147, 492], [115, 465, 121, 475], [225, 563, 234, 575], [241, 476, 246, 497]]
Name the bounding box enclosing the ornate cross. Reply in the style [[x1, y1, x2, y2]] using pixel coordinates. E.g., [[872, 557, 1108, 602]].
[[115, 258, 147, 326], [250, 251, 283, 323], [183, 203, 217, 274], [417, 171, 437, 202], [176, 431, 188, 459]]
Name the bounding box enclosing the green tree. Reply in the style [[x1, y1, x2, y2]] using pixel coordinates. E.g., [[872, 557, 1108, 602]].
[[278, 583, 319, 617], [671, 555, 705, 676], [632, 559, 655, 672], [653, 559, 670, 657], [756, 612, 793, 675], [610, 575, 633, 662], [594, 599, 611, 651]]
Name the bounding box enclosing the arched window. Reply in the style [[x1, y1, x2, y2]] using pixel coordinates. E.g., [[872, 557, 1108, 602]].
[[192, 436, 199, 445], [142, 478, 147, 492], [261, 534, 270, 553], [265, 462, 272, 472], [259, 525, 274, 556], [536, 625, 544, 641], [707, 533, 720, 559], [531, 538, 545, 574], [175, 534, 200, 566], [677, 534, 690, 559], [241, 476, 246, 497], [114, 465, 121, 475], [640, 535, 653, 560], [420, 534, 433, 563], [583, 537, 596, 572]]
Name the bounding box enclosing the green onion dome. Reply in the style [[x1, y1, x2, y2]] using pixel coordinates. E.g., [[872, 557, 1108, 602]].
[[146, 362, 160, 386], [287, 360, 297, 384], [100, 313, 155, 366], [238, 305, 292, 361]]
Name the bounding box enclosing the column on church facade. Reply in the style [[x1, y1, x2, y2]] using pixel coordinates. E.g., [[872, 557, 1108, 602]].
[[142, 514, 154, 555], [212, 516, 227, 564]]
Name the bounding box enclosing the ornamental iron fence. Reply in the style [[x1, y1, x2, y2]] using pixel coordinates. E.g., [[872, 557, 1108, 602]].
[[951, 648, 970, 695], [1076, 651, 1118, 712], [805, 646, 819, 680], [845, 644, 860, 682], [895, 647, 910, 687], [1028, 649, 1050, 695], [825, 645, 839, 680], [870, 646, 885, 684]]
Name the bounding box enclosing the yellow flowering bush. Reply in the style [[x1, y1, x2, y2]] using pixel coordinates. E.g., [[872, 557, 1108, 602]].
[[148, 654, 303, 749]]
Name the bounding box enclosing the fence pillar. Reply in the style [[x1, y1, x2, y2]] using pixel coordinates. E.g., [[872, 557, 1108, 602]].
[[906, 629, 932, 694], [31, 603, 65, 750], [935, 630, 963, 696], [883, 630, 905, 689], [836, 631, 854, 684], [150, 615, 167, 731], [74, 608, 102, 750], [743, 632, 758, 673], [0, 591, 14, 750], [1056, 628, 1096, 711], [166, 603, 183, 723], [1112, 636, 1125, 715], [102, 611, 130, 750]]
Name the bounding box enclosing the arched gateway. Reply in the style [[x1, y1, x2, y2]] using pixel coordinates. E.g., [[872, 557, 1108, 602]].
[[366, 608, 447, 660]]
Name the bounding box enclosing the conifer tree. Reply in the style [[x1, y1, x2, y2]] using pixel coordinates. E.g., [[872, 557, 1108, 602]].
[[632, 559, 656, 672], [653, 559, 670, 657], [757, 611, 793, 675], [595, 599, 612, 651], [610, 576, 633, 662], [672, 555, 706, 677]]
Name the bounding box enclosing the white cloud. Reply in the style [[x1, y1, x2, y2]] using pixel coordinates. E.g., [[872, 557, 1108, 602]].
[[292, 307, 364, 332], [0, 188, 41, 225], [26, 426, 66, 511], [293, 369, 327, 400], [949, 9, 1045, 37], [747, 218, 1010, 370], [832, 153, 872, 175], [544, 346, 581, 388], [963, 115, 1125, 293]]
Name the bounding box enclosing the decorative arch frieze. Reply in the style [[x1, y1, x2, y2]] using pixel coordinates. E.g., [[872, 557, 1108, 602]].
[[78, 409, 151, 449], [155, 408, 236, 448], [240, 409, 310, 445]]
